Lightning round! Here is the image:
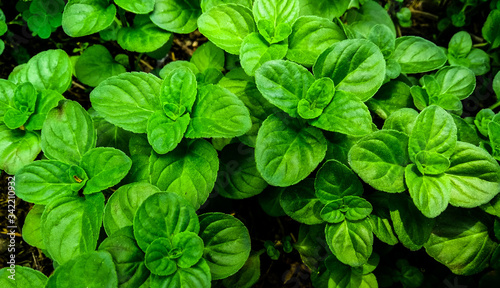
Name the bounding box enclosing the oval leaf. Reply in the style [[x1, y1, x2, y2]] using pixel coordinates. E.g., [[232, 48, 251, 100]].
[[150, 0, 202, 34], [62, 0, 116, 37], [391, 36, 447, 73]]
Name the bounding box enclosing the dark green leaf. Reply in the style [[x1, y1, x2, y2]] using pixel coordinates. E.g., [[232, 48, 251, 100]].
[[280, 179, 324, 225]]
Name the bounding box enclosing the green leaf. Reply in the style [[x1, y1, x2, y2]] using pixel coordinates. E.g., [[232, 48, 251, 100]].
[[405, 164, 450, 218], [345, 0, 396, 37], [452, 114, 480, 146], [173, 232, 205, 268], [147, 112, 190, 155], [41, 100, 96, 165], [150, 0, 201, 33], [0, 266, 47, 288], [255, 113, 327, 186], [313, 39, 385, 102], [145, 238, 178, 276], [321, 196, 372, 224], [369, 206, 398, 246], [434, 66, 475, 100], [98, 226, 150, 288], [368, 24, 396, 58], [118, 15, 173, 53], [201, 0, 252, 12], [80, 147, 132, 194], [22, 204, 46, 249], [255, 60, 314, 117], [15, 160, 80, 204], [320, 200, 346, 224], [161, 67, 198, 115], [475, 109, 495, 137], [0, 126, 41, 175], [409, 105, 457, 162], [301, 77, 335, 114], [280, 178, 324, 225], [482, 9, 500, 49], [325, 218, 373, 267], [90, 72, 162, 133], [214, 144, 268, 199], [446, 141, 500, 208], [133, 192, 200, 252], [198, 212, 251, 280], [18, 49, 72, 93], [149, 139, 218, 209], [315, 160, 363, 204], [190, 41, 225, 73], [4, 109, 31, 130], [62, 0, 116, 37], [185, 84, 252, 138], [448, 31, 472, 58], [103, 183, 161, 236], [150, 259, 211, 288], [218, 68, 275, 147], [24, 90, 65, 131], [392, 36, 447, 73], [389, 194, 435, 251], [348, 130, 409, 193], [160, 61, 200, 79], [115, 0, 154, 14], [46, 251, 117, 288], [252, 0, 299, 43], [197, 4, 256, 55], [366, 78, 412, 120], [42, 193, 104, 264], [382, 108, 418, 135], [258, 187, 286, 217], [424, 208, 498, 275], [0, 79, 16, 122], [222, 251, 261, 288], [309, 91, 373, 136], [75, 45, 126, 87], [298, 0, 349, 20], [286, 15, 345, 67], [494, 71, 500, 97], [240, 33, 288, 76], [413, 150, 450, 175], [489, 113, 500, 159]]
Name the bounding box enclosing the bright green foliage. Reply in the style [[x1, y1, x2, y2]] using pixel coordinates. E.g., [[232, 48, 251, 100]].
[[149, 139, 219, 209], [367, 81, 413, 120], [0, 125, 41, 175], [198, 213, 251, 279], [482, 9, 500, 49], [41, 193, 104, 264], [255, 113, 327, 186], [150, 0, 202, 34], [118, 15, 174, 53], [22, 204, 46, 249], [425, 208, 498, 275], [23, 0, 64, 39], [133, 192, 200, 251], [252, 0, 299, 43], [198, 4, 257, 55], [349, 130, 410, 193], [46, 251, 118, 287], [16, 49, 73, 93], [280, 179, 324, 224], [447, 31, 490, 76], [298, 0, 349, 20], [313, 39, 386, 102], [286, 16, 346, 67], [98, 226, 150, 288], [391, 36, 447, 74], [41, 100, 96, 166], [115, 0, 155, 14], [0, 266, 47, 288], [103, 182, 161, 236], [240, 33, 288, 76], [90, 72, 162, 133], [345, 0, 396, 37], [62, 0, 116, 37]]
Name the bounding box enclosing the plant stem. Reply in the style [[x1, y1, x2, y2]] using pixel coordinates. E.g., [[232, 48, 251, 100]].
[[489, 100, 500, 110]]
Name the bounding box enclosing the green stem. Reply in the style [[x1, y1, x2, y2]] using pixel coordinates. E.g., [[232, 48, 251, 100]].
[[489, 100, 500, 110]]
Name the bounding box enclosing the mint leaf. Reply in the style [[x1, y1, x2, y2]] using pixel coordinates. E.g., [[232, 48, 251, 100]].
[[392, 36, 447, 73], [255, 114, 327, 186], [198, 212, 251, 280], [62, 0, 116, 37], [90, 72, 162, 133], [75, 45, 126, 87], [280, 179, 324, 225], [197, 4, 256, 55], [150, 0, 201, 34], [41, 100, 96, 165]]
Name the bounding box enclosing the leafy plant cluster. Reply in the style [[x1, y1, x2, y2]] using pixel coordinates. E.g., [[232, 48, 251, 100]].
[[1, 0, 500, 287]]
